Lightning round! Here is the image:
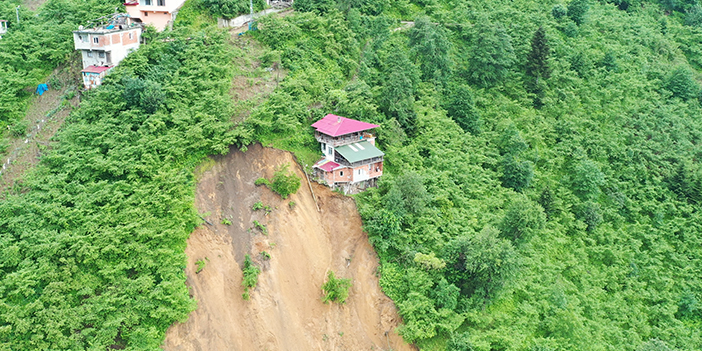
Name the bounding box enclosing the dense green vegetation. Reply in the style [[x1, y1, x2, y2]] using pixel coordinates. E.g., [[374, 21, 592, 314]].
[[242, 1, 702, 350], [0, 0, 122, 137], [3, 0, 702, 349], [0, 20, 249, 348]]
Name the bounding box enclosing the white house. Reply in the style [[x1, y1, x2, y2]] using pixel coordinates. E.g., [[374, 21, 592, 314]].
[[73, 14, 142, 89], [125, 0, 188, 31]]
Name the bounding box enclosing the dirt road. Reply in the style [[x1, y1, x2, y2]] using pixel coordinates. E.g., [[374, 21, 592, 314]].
[[163, 144, 414, 351]]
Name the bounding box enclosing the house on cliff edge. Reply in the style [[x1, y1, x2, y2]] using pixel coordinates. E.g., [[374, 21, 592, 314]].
[[312, 114, 384, 193]]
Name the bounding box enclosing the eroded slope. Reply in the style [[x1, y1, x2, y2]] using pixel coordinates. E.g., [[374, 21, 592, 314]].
[[163, 144, 413, 351]]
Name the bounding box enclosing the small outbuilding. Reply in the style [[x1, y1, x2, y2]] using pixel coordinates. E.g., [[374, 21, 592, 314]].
[[0, 20, 8, 39]]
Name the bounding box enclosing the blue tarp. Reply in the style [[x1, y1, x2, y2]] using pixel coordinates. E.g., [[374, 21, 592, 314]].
[[36, 84, 48, 96]]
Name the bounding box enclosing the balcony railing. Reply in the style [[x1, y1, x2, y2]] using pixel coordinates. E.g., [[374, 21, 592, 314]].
[[315, 132, 375, 147]]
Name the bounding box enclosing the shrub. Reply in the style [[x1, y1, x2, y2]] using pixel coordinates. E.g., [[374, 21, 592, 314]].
[[221, 218, 232, 225], [271, 165, 301, 199], [9, 120, 28, 138], [288, 200, 296, 209], [253, 220, 268, 235], [256, 164, 301, 199], [252, 201, 264, 211], [195, 258, 208, 274], [242, 254, 260, 300], [321, 271, 352, 304]]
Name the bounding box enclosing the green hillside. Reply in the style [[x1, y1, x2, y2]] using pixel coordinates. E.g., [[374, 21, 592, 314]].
[[246, 0, 702, 350], [1, 0, 702, 349]]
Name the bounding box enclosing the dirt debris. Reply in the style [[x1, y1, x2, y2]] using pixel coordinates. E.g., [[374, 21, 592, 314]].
[[163, 143, 414, 351]]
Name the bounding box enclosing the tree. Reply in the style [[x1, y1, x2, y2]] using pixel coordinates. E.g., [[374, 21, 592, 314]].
[[526, 26, 551, 83], [445, 84, 481, 134], [447, 332, 474, 351], [384, 172, 430, 217], [378, 46, 419, 132], [501, 156, 534, 192], [499, 196, 546, 242], [444, 226, 518, 299], [664, 66, 699, 101], [293, 0, 335, 14], [433, 278, 460, 310], [467, 20, 515, 87], [525, 26, 551, 107], [568, 0, 590, 25], [408, 16, 452, 85], [638, 339, 675, 351], [498, 124, 529, 156], [200, 0, 266, 18], [572, 158, 605, 200]]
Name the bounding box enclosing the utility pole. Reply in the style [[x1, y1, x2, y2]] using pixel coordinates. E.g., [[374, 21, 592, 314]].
[[249, 0, 254, 30], [15, 6, 20, 25]]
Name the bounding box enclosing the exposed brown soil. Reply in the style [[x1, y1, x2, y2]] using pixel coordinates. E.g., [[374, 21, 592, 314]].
[[23, 0, 47, 11], [163, 144, 414, 351]]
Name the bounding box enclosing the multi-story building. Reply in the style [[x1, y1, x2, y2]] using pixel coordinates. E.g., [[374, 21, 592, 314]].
[[124, 0, 187, 31], [73, 14, 142, 89], [312, 114, 384, 193]]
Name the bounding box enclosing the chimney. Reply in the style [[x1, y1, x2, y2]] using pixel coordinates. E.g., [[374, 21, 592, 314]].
[[337, 115, 341, 123]]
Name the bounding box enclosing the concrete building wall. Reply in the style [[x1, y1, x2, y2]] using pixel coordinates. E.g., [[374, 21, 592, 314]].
[[76, 28, 141, 69]]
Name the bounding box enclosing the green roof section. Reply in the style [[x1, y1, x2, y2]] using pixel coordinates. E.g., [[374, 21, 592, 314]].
[[335, 141, 384, 163]]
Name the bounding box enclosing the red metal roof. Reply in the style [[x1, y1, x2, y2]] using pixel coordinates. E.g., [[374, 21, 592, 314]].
[[313, 159, 341, 172], [81, 65, 113, 74], [311, 114, 379, 137]]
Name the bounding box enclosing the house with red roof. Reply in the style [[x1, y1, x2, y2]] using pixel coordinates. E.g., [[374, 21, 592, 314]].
[[312, 114, 384, 192]]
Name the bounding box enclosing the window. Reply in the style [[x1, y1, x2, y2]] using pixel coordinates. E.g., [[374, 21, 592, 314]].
[[157, 0, 165, 5], [144, 11, 149, 16], [129, 32, 133, 40], [98, 52, 105, 58], [358, 169, 362, 175], [144, 0, 152, 5], [87, 51, 93, 58], [328, 147, 332, 154], [93, 37, 99, 44], [369, 165, 372, 170], [339, 171, 344, 176]]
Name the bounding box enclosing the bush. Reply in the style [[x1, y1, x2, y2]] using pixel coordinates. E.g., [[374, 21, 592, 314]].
[[256, 164, 301, 199], [242, 254, 260, 299], [322, 271, 352, 304], [9, 120, 28, 138]]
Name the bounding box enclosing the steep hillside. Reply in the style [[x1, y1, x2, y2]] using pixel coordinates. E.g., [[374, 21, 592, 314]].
[[163, 144, 412, 351]]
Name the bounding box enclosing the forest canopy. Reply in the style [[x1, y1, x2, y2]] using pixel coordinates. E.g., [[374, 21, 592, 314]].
[[2, 0, 702, 350]]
